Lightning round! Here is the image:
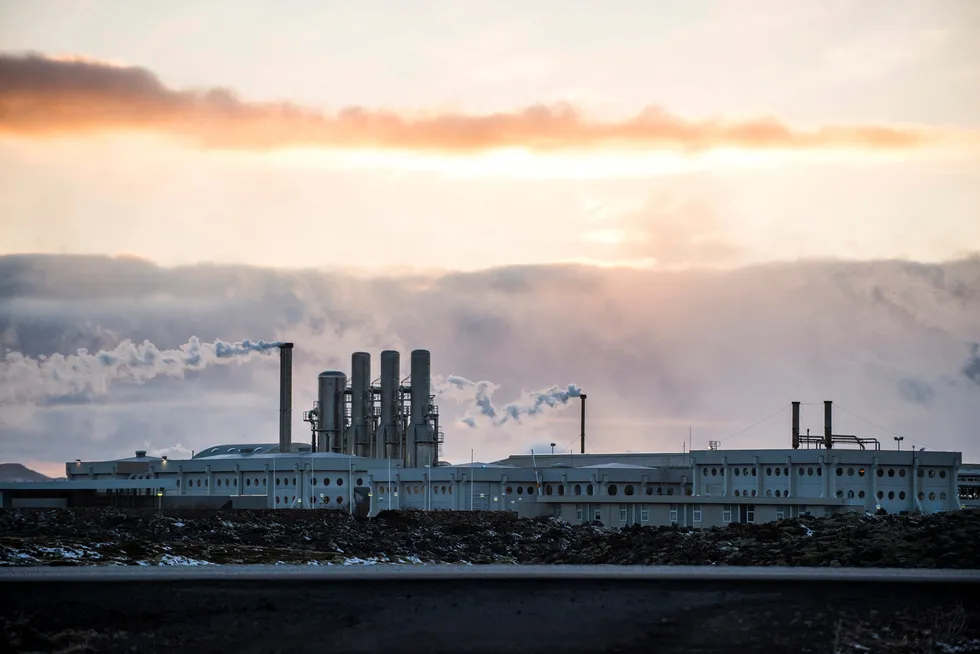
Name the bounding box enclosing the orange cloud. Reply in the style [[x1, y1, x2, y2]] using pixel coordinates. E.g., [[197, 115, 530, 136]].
[[0, 52, 953, 154]]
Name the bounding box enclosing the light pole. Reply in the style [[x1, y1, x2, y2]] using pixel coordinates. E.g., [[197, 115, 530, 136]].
[[550, 442, 556, 454], [894, 436, 904, 451]]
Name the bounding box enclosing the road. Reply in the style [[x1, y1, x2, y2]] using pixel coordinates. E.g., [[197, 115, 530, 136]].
[[2, 565, 979, 653]]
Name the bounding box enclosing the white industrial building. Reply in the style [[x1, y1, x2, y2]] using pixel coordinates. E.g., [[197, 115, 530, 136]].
[[0, 345, 970, 526]]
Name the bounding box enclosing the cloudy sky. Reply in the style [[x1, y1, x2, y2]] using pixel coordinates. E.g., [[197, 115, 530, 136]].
[[1, 0, 979, 475]]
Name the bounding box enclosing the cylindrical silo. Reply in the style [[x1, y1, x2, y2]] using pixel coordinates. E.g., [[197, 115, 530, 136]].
[[409, 349, 433, 468], [350, 352, 372, 457], [379, 350, 400, 460], [317, 371, 347, 453]]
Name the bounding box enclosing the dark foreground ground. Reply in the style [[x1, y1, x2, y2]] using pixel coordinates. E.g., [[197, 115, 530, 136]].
[[1, 508, 979, 653], [2, 506, 980, 567]]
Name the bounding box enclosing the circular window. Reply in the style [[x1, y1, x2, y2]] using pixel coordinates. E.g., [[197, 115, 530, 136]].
[[625, 484, 635, 496], [847, 468, 854, 477], [918, 492, 925, 500], [276, 496, 280, 505], [929, 492, 936, 501], [877, 491, 884, 499], [928, 470, 936, 479], [847, 490, 854, 499], [888, 469, 895, 478], [517, 486, 524, 495], [775, 467, 781, 476], [899, 469, 906, 478], [858, 468, 866, 477], [939, 470, 946, 479], [311, 477, 317, 486], [766, 489, 772, 496], [940, 492, 947, 500], [784, 467, 789, 477], [734, 468, 741, 477], [899, 491, 906, 500], [586, 484, 594, 496], [888, 491, 895, 500], [775, 490, 781, 497], [817, 468, 823, 476], [877, 469, 884, 478], [506, 486, 513, 495], [337, 496, 343, 505], [356, 478, 363, 486], [527, 486, 534, 495], [574, 484, 581, 495], [798, 467, 804, 476], [918, 469, 924, 478], [734, 490, 740, 497], [217, 479, 222, 487], [751, 489, 757, 497], [645, 487, 653, 496], [545, 485, 553, 495], [766, 467, 772, 476], [836, 490, 844, 498], [608, 484, 618, 496], [836, 467, 843, 477], [711, 468, 717, 476], [337, 478, 344, 486], [246, 478, 251, 487], [558, 485, 565, 496], [858, 490, 865, 498]]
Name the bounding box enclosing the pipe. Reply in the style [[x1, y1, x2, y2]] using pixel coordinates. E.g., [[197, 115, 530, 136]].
[[791, 401, 801, 450], [580, 394, 588, 455], [278, 343, 294, 454], [824, 400, 833, 450], [379, 350, 400, 459]]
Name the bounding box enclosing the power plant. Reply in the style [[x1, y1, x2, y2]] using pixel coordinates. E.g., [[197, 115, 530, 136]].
[[0, 344, 972, 524]]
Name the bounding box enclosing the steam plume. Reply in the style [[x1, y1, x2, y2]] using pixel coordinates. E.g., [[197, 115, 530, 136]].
[[444, 375, 583, 428], [0, 336, 282, 406], [0, 53, 950, 154]]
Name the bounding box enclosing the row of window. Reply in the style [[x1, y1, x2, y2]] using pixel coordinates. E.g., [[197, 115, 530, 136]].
[[274, 495, 347, 506]]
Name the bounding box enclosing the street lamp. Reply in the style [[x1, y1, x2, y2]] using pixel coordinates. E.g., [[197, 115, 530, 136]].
[[894, 436, 904, 451], [550, 443, 556, 454]]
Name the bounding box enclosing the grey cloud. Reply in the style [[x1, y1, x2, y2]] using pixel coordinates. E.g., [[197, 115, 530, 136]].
[[1, 253, 979, 468]]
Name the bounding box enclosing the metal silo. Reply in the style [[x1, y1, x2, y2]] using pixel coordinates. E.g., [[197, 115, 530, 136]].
[[317, 371, 347, 453], [409, 349, 433, 468], [350, 352, 372, 457], [379, 350, 400, 460]]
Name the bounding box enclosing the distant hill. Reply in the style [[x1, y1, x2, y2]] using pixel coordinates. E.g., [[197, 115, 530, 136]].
[[0, 463, 51, 482]]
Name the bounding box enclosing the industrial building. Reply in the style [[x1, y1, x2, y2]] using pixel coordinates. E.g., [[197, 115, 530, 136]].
[[0, 345, 971, 525]]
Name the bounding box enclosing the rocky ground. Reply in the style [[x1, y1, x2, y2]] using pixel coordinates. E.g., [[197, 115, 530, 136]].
[[1, 506, 979, 567]]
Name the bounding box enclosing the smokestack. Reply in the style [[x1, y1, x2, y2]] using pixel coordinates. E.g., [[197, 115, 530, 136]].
[[278, 343, 294, 454], [350, 352, 372, 457], [379, 350, 400, 459], [824, 400, 833, 450], [409, 349, 432, 468], [791, 401, 801, 449], [580, 394, 588, 454]]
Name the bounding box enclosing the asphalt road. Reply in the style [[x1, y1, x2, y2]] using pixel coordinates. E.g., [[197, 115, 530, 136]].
[[2, 565, 979, 653]]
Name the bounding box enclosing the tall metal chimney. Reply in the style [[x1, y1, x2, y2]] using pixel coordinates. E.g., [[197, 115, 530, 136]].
[[350, 352, 372, 457], [378, 350, 400, 459], [824, 400, 833, 450], [278, 343, 294, 454], [791, 401, 801, 449], [409, 349, 432, 468], [580, 394, 588, 454]]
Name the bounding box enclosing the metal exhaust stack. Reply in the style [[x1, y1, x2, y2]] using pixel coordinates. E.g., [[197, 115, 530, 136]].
[[580, 394, 588, 454], [278, 342, 294, 454], [824, 400, 833, 450], [791, 401, 801, 449]]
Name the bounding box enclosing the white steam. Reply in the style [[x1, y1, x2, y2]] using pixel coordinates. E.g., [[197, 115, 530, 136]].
[[0, 336, 283, 408], [442, 375, 584, 428]]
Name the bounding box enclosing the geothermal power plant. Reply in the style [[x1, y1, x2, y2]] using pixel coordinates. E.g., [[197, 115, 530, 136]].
[[0, 342, 973, 524]]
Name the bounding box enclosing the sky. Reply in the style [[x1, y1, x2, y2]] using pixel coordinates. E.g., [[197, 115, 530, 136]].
[[1, 0, 979, 475]]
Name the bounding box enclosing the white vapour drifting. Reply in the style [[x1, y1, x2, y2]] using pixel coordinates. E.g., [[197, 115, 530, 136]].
[[442, 375, 584, 428], [0, 336, 282, 407]]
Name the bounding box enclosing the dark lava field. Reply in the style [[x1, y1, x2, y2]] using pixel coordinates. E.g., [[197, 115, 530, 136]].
[[1, 506, 978, 567]]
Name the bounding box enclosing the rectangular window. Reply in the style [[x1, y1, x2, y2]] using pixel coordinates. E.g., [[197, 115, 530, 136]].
[[776, 507, 785, 520], [576, 504, 584, 521], [593, 507, 601, 522], [640, 507, 649, 522], [669, 504, 679, 524], [619, 504, 628, 522], [723, 505, 733, 523], [746, 505, 755, 523], [693, 504, 702, 523]]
